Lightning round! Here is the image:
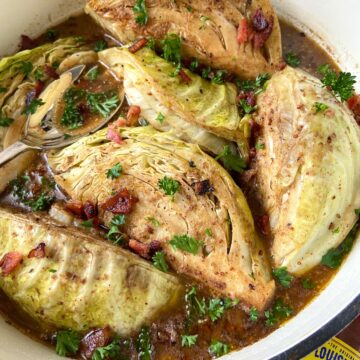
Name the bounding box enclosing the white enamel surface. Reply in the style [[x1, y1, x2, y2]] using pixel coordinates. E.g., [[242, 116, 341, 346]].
[[0, 0, 358, 359]]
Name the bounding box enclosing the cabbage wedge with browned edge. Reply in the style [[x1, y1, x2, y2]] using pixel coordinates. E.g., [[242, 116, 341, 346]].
[[86, 0, 282, 78], [100, 47, 249, 158], [0, 208, 182, 335], [255, 67, 360, 274], [48, 126, 275, 310]]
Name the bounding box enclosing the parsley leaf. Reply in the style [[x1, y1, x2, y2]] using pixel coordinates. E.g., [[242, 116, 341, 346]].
[[34, 68, 44, 81], [314, 102, 329, 113], [147, 36, 155, 50], [26, 192, 54, 211], [205, 228, 213, 237], [321, 224, 358, 268], [285, 52, 300, 67], [111, 214, 126, 227], [133, 0, 148, 26], [156, 112, 165, 124], [86, 66, 100, 81], [136, 326, 152, 360], [55, 330, 80, 357], [202, 66, 212, 79], [237, 73, 271, 94], [19, 61, 33, 77], [215, 145, 247, 173], [0, 87, 7, 93], [94, 40, 108, 52], [170, 234, 203, 255], [81, 219, 94, 228], [208, 340, 230, 358], [61, 87, 86, 129], [272, 267, 294, 288], [46, 29, 59, 41], [249, 307, 259, 322], [22, 98, 45, 115], [181, 334, 198, 347], [106, 163, 123, 179], [161, 34, 181, 65], [190, 58, 199, 72], [317, 64, 356, 101], [265, 299, 293, 326], [87, 92, 119, 118], [239, 99, 257, 114], [106, 226, 125, 245], [255, 142, 265, 150], [92, 338, 120, 360], [0, 117, 14, 127], [145, 216, 160, 227], [355, 209, 360, 216], [212, 70, 227, 85], [301, 278, 316, 290], [208, 298, 225, 322], [152, 251, 169, 272], [158, 176, 180, 197]]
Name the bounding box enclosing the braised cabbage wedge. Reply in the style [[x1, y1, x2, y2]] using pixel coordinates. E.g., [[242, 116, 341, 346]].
[[86, 0, 282, 78], [0, 208, 182, 335], [48, 126, 275, 310], [100, 47, 249, 157], [255, 67, 360, 274], [0, 38, 95, 192]]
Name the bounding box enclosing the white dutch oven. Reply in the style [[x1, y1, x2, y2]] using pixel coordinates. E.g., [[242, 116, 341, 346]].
[[0, 0, 358, 359]]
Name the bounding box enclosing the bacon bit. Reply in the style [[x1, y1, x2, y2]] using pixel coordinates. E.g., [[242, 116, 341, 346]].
[[178, 69, 192, 84], [107, 126, 123, 144], [28, 243, 46, 259], [149, 240, 162, 254], [249, 119, 262, 148], [34, 81, 45, 97], [83, 201, 98, 219], [237, 90, 256, 107], [126, 105, 141, 126], [0, 252, 23, 276], [80, 327, 112, 360], [102, 189, 138, 214], [251, 9, 274, 48], [20, 34, 36, 51], [44, 65, 59, 79], [258, 214, 271, 236], [348, 95, 360, 126], [249, 147, 257, 161], [278, 61, 287, 71], [237, 18, 250, 44], [128, 38, 148, 53], [129, 239, 151, 259], [252, 9, 269, 31], [66, 200, 84, 217], [192, 180, 214, 195]]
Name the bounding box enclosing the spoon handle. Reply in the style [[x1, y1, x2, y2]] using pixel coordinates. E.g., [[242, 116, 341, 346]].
[[0, 141, 40, 167]]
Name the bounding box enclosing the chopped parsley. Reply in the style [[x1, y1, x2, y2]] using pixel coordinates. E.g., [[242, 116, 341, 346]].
[[205, 228, 213, 237], [190, 58, 199, 72], [92, 338, 121, 360], [285, 52, 300, 67], [208, 298, 225, 322], [212, 70, 227, 85], [86, 66, 100, 81], [111, 214, 126, 227], [147, 36, 155, 50], [87, 92, 119, 118], [301, 278, 316, 290], [215, 145, 247, 173], [49, 269, 57, 273], [106, 226, 125, 245], [34, 68, 44, 81], [136, 326, 152, 360], [156, 112, 165, 124], [161, 33, 181, 66], [249, 307, 259, 322], [55, 330, 80, 357], [94, 40, 108, 52], [255, 142, 265, 150], [0, 87, 7, 93], [208, 340, 230, 358], [19, 61, 33, 77], [202, 66, 212, 79], [321, 224, 358, 268], [317, 64, 356, 101], [152, 251, 169, 273], [145, 216, 160, 227], [22, 98, 45, 115], [239, 99, 257, 114], [265, 299, 293, 327], [133, 0, 148, 26], [158, 176, 180, 197], [170, 234, 203, 255], [106, 163, 123, 179], [0, 117, 14, 127], [314, 102, 329, 113], [237, 73, 271, 94], [272, 267, 294, 288], [181, 334, 198, 347], [81, 219, 94, 228], [26, 192, 54, 211], [355, 209, 360, 216]]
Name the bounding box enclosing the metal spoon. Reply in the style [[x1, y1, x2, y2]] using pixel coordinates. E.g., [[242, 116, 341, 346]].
[[0, 65, 122, 167]]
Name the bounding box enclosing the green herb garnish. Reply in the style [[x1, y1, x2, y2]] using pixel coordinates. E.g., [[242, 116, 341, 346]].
[[158, 176, 180, 197], [92, 338, 121, 360], [212, 70, 227, 85], [237, 73, 271, 94], [22, 98, 45, 115], [19, 61, 33, 77], [314, 102, 329, 113], [272, 267, 294, 288], [156, 112, 165, 124], [0, 117, 14, 127], [208, 340, 230, 358], [152, 251, 169, 273], [265, 299, 293, 327], [317, 64, 356, 101], [106, 163, 123, 179], [94, 40, 108, 52], [181, 335, 198, 347], [205, 228, 213, 237], [239, 99, 257, 114], [111, 214, 126, 227], [133, 0, 148, 26], [208, 298, 225, 322], [136, 326, 152, 360], [45, 29, 59, 41], [301, 278, 316, 290], [285, 52, 300, 67], [81, 219, 94, 228], [215, 145, 247, 173], [170, 234, 203, 255], [87, 92, 119, 118], [249, 307, 259, 322], [145, 216, 160, 227], [255, 143, 265, 150], [190, 58, 199, 72], [161, 34, 181, 65], [86, 66, 100, 81], [55, 330, 80, 357]]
